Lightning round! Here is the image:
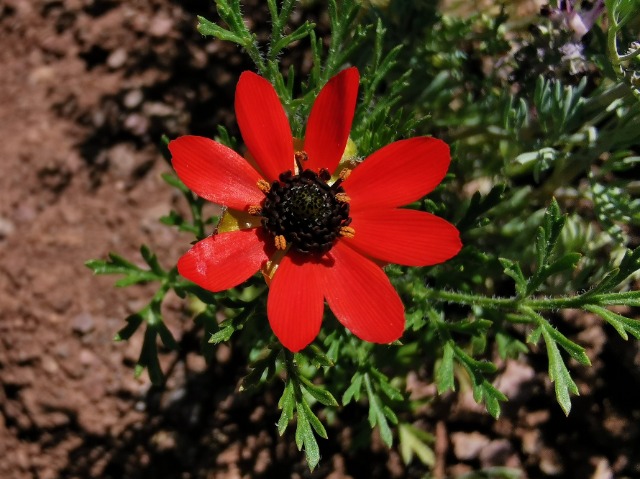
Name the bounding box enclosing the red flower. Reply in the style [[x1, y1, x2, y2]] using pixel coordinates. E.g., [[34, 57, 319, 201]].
[[169, 67, 461, 352]]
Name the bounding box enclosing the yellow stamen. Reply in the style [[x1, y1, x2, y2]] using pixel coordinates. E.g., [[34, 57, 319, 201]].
[[339, 226, 355, 238], [257, 179, 271, 193], [335, 193, 351, 203], [247, 205, 262, 216], [274, 235, 287, 250], [294, 151, 309, 164], [338, 168, 351, 181]]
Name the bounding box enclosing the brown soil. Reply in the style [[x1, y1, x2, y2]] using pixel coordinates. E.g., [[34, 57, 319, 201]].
[[1, 1, 639, 478]]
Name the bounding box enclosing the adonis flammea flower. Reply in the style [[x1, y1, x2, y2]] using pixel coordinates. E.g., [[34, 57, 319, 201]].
[[169, 67, 462, 352]]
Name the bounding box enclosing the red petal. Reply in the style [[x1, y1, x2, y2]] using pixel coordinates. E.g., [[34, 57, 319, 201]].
[[345, 209, 462, 266], [267, 254, 324, 352], [321, 241, 405, 344], [177, 229, 269, 292], [169, 136, 264, 211], [343, 137, 450, 211], [304, 67, 359, 174], [235, 71, 294, 181]]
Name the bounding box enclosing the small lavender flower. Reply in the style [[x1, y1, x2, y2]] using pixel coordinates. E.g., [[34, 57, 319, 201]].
[[549, 0, 606, 40]]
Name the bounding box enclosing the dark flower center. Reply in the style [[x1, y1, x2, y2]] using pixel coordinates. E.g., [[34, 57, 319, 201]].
[[261, 168, 351, 255]]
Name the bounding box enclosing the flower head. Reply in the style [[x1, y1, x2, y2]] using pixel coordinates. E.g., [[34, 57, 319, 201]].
[[169, 68, 462, 352]]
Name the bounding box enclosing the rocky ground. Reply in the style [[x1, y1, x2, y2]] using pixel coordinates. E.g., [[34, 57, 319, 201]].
[[1, 1, 639, 478]]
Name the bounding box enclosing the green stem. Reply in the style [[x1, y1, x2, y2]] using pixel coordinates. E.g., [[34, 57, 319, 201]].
[[422, 289, 518, 308], [619, 47, 640, 63], [607, 2, 624, 78], [605, 1, 640, 101], [423, 288, 587, 311]]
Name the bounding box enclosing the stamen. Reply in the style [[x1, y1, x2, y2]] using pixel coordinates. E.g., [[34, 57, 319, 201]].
[[257, 179, 271, 193], [335, 193, 351, 203], [274, 235, 287, 250], [339, 168, 351, 181], [332, 168, 351, 188], [339, 226, 355, 238], [319, 168, 331, 182], [294, 151, 308, 172], [247, 205, 262, 216], [295, 150, 309, 163]]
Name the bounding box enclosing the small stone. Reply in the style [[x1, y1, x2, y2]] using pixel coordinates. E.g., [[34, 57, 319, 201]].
[[143, 102, 174, 117], [495, 359, 535, 399], [592, 458, 613, 479], [250, 406, 265, 423], [149, 15, 173, 37], [79, 348, 96, 366], [451, 431, 490, 460], [539, 447, 563, 475], [216, 442, 241, 465], [123, 89, 144, 109], [216, 344, 231, 364], [41, 356, 59, 374], [28, 66, 56, 85], [254, 449, 270, 474], [521, 429, 541, 455], [479, 439, 514, 467], [523, 409, 550, 427], [108, 143, 137, 178], [151, 430, 176, 451], [107, 48, 127, 69], [0, 217, 15, 239], [124, 113, 149, 136], [92, 110, 106, 128], [72, 312, 95, 335], [185, 353, 207, 373]]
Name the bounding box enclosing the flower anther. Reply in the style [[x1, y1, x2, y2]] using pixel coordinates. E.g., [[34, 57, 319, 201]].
[[339, 226, 355, 238], [334, 193, 351, 203], [247, 205, 262, 216], [257, 179, 271, 193], [274, 234, 287, 251]]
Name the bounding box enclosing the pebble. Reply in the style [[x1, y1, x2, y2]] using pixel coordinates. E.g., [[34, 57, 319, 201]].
[[79, 348, 97, 366], [28, 66, 56, 85], [451, 431, 490, 460], [539, 447, 564, 475], [143, 101, 173, 117], [149, 15, 173, 37], [107, 48, 127, 69], [0, 216, 15, 239], [72, 312, 95, 335], [124, 113, 149, 136], [479, 439, 514, 467], [592, 458, 614, 479], [495, 359, 535, 399], [41, 356, 59, 374], [123, 89, 143, 109], [108, 143, 137, 179]]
